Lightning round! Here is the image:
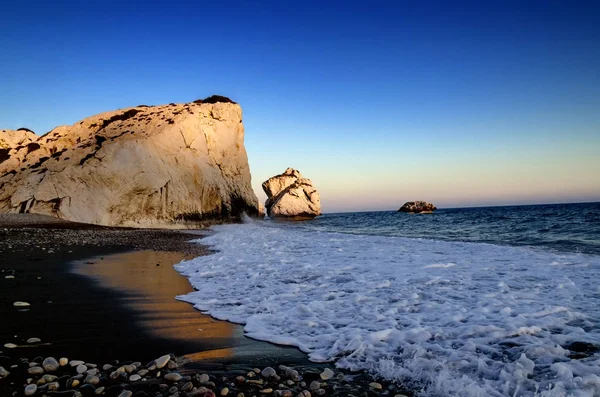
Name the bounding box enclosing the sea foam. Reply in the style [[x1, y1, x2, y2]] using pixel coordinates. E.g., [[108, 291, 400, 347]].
[[174, 222, 600, 397]]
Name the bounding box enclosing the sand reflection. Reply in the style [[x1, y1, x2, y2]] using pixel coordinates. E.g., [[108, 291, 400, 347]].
[[74, 250, 234, 360]]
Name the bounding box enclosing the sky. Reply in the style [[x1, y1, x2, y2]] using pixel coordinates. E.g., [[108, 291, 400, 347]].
[[1, 0, 599, 212]]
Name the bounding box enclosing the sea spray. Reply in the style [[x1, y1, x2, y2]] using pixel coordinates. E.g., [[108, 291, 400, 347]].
[[175, 221, 600, 396]]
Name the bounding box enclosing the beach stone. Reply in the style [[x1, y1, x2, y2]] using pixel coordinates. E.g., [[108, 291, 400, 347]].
[[13, 301, 31, 307], [155, 355, 170, 369], [198, 374, 210, 383], [369, 382, 383, 390], [138, 369, 149, 377], [181, 382, 194, 392], [220, 387, 229, 396], [76, 364, 88, 374], [132, 361, 141, 368], [27, 337, 42, 344], [247, 372, 256, 378], [86, 368, 99, 376], [60, 358, 69, 366], [260, 389, 273, 394], [168, 360, 178, 370], [28, 366, 44, 375], [41, 374, 58, 383], [5, 275, 15, 279], [43, 357, 60, 372], [309, 381, 321, 391], [123, 364, 135, 373], [0, 366, 9, 378], [394, 395, 408, 397], [24, 384, 37, 396], [85, 363, 98, 368], [319, 369, 334, 381], [237, 393, 244, 397], [80, 384, 96, 394], [86, 375, 100, 385], [69, 378, 81, 388], [118, 391, 133, 397], [315, 390, 325, 396], [129, 374, 142, 382], [102, 364, 113, 371], [4, 343, 17, 349], [297, 391, 311, 397], [48, 381, 60, 390], [70, 360, 85, 367], [95, 387, 105, 395], [164, 372, 182, 382], [261, 367, 277, 378]]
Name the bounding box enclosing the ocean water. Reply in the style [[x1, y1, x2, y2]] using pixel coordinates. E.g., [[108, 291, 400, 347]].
[[175, 202, 600, 397]]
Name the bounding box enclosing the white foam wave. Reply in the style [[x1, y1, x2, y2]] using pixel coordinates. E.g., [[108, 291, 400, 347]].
[[174, 223, 600, 397]]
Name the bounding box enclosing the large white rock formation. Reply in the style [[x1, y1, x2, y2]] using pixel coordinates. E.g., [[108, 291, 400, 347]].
[[0, 96, 259, 227], [262, 168, 321, 219]]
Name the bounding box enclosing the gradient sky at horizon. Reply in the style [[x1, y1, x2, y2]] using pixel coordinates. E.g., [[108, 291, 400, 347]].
[[1, 0, 599, 212]]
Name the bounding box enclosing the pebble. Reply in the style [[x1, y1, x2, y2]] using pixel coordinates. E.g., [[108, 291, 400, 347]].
[[41, 374, 57, 382], [102, 364, 113, 371], [369, 382, 383, 390], [199, 373, 210, 383], [59, 357, 69, 366], [262, 367, 277, 378], [164, 372, 182, 382], [155, 354, 170, 369], [315, 389, 326, 396], [24, 384, 37, 396], [47, 381, 60, 391], [5, 275, 15, 279], [43, 357, 60, 372], [309, 381, 322, 391], [168, 360, 178, 369], [27, 366, 44, 375], [86, 375, 100, 385], [69, 360, 85, 367], [297, 391, 311, 397], [70, 379, 81, 388], [4, 343, 17, 349], [260, 389, 274, 394], [181, 382, 194, 392], [76, 364, 88, 374], [13, 301, 30, 307], [237, 393, 245, 397], [95, 386, 105, 395], [394, 395, 408, 397], [26, 338, 41, 344], [123, 364, 135, 373], [253, 368, 261, 374], [320, 368, 334, 381], [221, 387, 230, 396], [138, 369, 149, 376], [129, 374, 142, 382], [0, 366, 10, 378], [118, 391, 133, 397]]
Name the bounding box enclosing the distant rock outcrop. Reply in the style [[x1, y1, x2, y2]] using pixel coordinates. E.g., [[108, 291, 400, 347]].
[[398, 201, 437, 213], [262, 168, 321, 219], [0, 97, 260, 227]]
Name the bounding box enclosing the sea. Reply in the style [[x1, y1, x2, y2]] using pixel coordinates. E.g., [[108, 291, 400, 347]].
[[175, 202, 600, 397]]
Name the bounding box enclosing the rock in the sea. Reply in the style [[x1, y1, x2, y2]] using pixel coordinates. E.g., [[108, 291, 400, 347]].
[[398, 201, 437, 213], [262, 168, 321, 219], [0, 97, 259, 227]]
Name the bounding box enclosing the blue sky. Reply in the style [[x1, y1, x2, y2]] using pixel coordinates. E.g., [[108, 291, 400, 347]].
[[1, 1, 599, 212]]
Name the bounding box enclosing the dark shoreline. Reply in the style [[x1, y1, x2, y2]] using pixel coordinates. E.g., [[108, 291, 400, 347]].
[[0, 214, 307, 365]]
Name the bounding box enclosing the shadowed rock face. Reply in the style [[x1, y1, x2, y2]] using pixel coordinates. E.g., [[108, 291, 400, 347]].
[[0, 98, 259, 227], [262, 168, 321, 219], [398, 201, 437, 213]]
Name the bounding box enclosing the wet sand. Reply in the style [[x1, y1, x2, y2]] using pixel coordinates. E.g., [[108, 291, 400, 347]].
[[0, 214, 307, 368]]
